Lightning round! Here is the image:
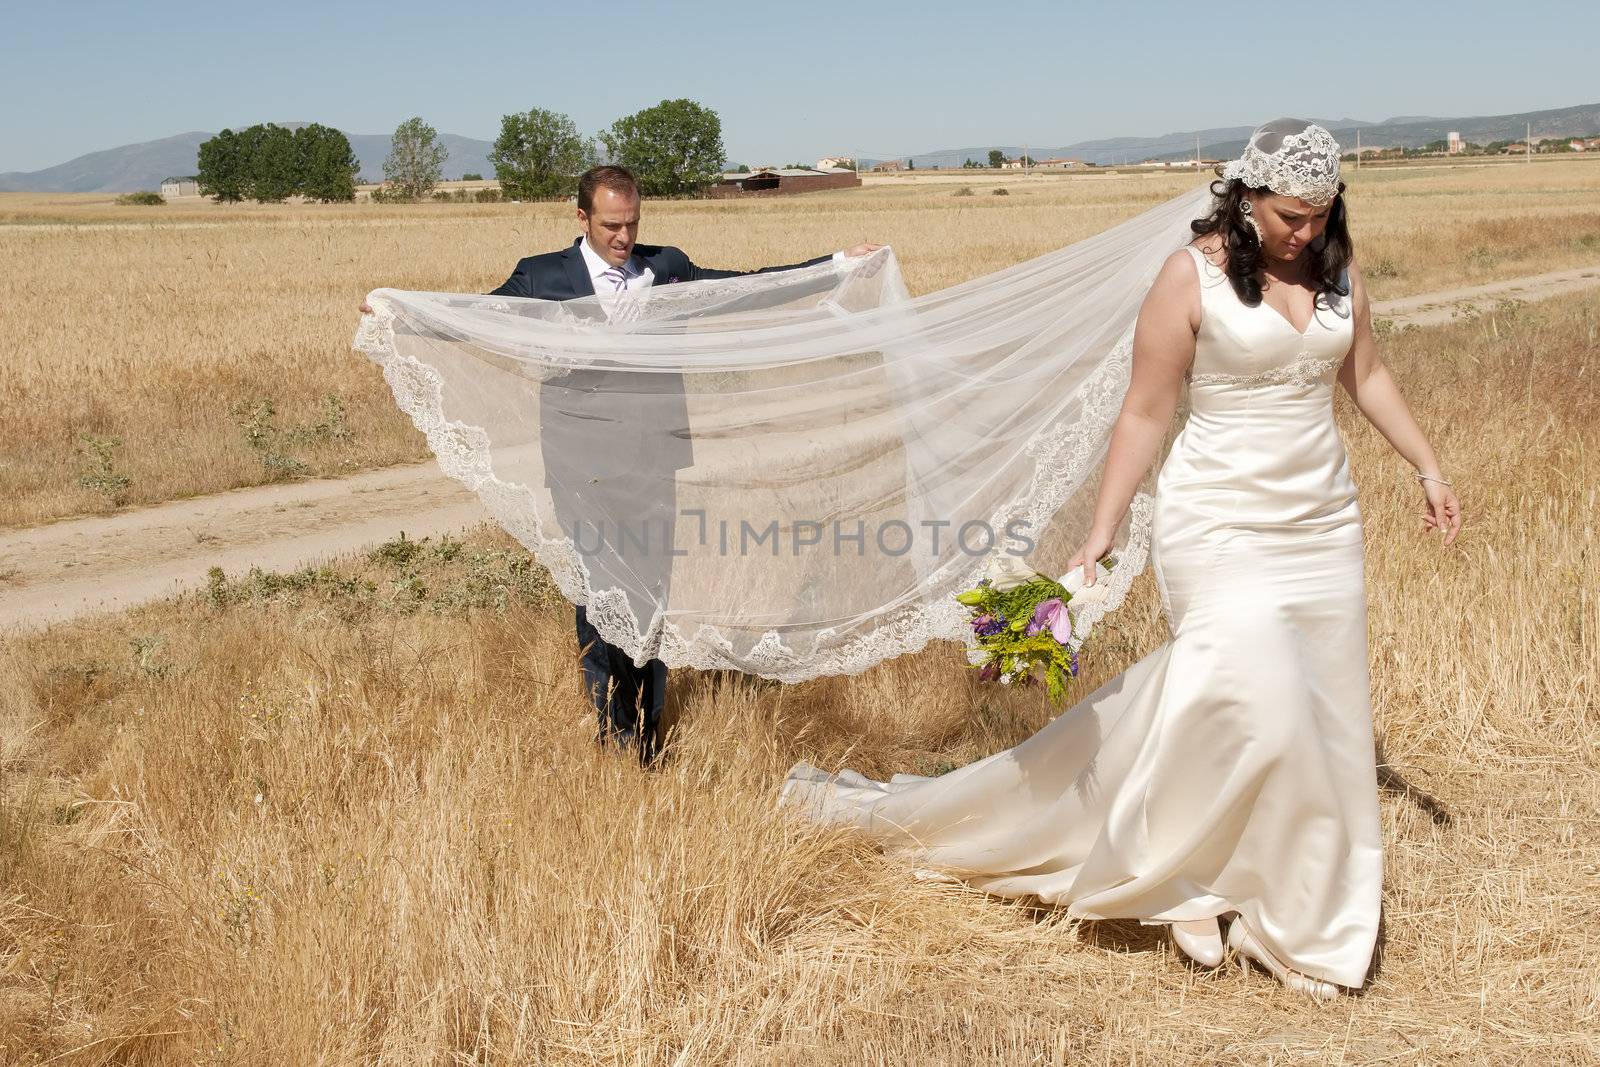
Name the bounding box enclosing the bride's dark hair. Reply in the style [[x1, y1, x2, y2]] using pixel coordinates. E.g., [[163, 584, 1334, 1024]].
[[1190, 177, 1353, 306]]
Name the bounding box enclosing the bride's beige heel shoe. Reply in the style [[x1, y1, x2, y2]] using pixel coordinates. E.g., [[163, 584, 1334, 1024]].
[[1169, 917, 1223, 968], [1225, 918, 1340, 1001]]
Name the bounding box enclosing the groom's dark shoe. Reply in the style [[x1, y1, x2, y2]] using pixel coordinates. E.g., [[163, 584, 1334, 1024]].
[[578, 605, 667, 766]]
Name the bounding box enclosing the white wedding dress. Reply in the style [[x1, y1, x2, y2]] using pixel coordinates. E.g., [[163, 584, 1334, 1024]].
[[781, 245, 1382, 989]]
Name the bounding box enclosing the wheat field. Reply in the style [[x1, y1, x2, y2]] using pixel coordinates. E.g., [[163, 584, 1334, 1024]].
[[3, 159, 1600, 528], [1, 163, 1597, 1064]]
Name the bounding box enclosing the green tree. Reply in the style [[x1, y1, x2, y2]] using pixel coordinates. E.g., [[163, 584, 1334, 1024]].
[[383, 117, 448, 201], [988, 149, 1004, 168], [599, 98, 725, 197], [197, 128, 249, 202], [294, 123, 359, 202], [248, 123, 300, 202], [460, 172, 483, 181], [490, 107, 591, 200]]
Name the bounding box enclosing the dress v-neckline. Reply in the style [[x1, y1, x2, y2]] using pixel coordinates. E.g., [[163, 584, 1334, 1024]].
[[1256, 277, 1318, 337], [1192, 245, 1317, 335]]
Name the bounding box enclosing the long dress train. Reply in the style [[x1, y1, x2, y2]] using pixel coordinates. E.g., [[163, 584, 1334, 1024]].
[[781, 246, 1382, 989]]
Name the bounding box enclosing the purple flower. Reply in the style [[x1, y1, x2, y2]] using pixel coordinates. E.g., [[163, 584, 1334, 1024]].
[[668, 275, 681, 283], [978, 662, 1000, 682], [1026, 598, 1072, 644], [972, 613, 1006, 638]]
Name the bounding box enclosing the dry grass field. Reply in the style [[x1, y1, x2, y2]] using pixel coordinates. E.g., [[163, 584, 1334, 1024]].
[[0, 161, 1597, 1063], [3, 159, 1600, 528]]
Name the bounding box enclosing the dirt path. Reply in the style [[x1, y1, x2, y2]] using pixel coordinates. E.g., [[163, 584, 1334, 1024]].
[[1369, 263, 1600, 327], [0, 463, 483, 629], [4, 265, 1597, 632]]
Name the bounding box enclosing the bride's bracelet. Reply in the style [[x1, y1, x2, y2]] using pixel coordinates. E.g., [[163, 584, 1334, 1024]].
[[1413, 471, 1451, 487]]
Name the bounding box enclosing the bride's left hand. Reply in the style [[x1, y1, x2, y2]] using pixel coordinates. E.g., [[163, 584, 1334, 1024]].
[[1421, 479, 1462, 545]]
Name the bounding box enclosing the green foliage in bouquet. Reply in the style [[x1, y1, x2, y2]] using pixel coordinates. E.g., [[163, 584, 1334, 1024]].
[[957, 575, 1080, 705]]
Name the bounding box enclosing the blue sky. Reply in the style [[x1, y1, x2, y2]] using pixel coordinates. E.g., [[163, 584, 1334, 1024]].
[[3, 0, 1596, 172]]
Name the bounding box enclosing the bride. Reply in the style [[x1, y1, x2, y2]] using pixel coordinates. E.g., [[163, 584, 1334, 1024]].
[[780, 119, 1463, 1000], [357, 117, 1463, 1001]]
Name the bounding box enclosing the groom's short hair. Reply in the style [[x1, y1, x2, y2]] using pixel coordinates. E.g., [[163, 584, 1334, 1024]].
[[578, 165, 640, 213]]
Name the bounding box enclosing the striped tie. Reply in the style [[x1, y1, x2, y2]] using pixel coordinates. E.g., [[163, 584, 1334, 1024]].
[[600, 266, 628, 292]]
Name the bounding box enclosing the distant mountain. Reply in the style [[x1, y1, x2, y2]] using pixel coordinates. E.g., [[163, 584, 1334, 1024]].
[[876, 103, 1600, 169], [8, 100, 1599, 193], [882, 118, 1369, 169], [0, 131, 214, 193], [0, 125, 497, 193], [1182, 102, 1600, 162]]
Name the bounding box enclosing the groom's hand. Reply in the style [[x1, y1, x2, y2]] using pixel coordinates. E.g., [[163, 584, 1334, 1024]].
[[844, 242, 885, 257], [359, 301, 373, 314]]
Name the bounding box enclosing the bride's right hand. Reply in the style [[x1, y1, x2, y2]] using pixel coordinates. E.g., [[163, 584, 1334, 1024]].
[[1066, 528, 1115, 587]]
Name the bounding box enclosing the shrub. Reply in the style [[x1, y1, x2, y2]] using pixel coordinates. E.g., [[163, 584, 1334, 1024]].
[[992, 187, 1010, 196], [73, 433, 131, 504], [953, 187, 975, 197], [115, 191, 165, 206]]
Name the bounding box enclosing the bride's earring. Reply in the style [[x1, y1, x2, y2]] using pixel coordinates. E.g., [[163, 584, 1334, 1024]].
[[1239, 199, 1265, 245]]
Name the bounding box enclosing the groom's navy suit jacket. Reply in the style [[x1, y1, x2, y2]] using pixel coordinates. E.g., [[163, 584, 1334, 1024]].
[[489, 238, 830, 484]]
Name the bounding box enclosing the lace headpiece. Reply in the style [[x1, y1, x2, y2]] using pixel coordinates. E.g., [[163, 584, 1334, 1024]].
[[1221, 119, 1342, 206]]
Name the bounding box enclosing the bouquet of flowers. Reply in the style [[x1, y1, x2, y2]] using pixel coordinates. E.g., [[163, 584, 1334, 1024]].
[[956, 555, 1113, 705]]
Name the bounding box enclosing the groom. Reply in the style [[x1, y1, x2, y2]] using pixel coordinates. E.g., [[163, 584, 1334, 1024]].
[[489, 164, 881, 763]]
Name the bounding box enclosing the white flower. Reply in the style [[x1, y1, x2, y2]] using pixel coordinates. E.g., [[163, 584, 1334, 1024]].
[[984, 554, 1045, 592], [1059, 561, 1114, 608]]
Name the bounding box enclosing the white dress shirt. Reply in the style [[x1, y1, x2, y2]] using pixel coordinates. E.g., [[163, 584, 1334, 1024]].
[[578, 238, 655, 318]]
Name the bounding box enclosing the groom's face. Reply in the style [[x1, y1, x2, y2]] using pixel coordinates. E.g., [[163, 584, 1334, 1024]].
[[578, 187, 642, 268]]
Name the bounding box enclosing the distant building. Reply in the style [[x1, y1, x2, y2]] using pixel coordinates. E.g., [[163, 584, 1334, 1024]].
[[1000, 158, 1026, 170], [1447, 131, 1463, 154], [816, 156, 856, 171], [710, 167, 862, 199], [160, 176, 200, 198], [870, 160, 904, 172], [1034, 157, 1090, 169]]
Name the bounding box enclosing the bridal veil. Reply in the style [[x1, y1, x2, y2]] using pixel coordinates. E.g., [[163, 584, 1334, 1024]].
[[354, 182, 1217, 681]]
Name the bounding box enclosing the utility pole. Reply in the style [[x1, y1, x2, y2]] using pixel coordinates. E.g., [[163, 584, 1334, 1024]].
[[1195, 134, 1200, 168], [1527, 122, 1533, 164], [1356, 128, 1361, 171]]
